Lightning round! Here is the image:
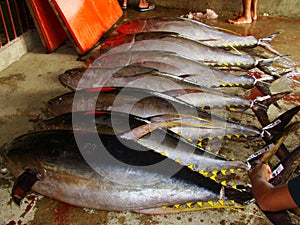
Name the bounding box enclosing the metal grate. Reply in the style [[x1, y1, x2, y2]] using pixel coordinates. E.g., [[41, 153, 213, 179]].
[[0, 0, 34, 48]]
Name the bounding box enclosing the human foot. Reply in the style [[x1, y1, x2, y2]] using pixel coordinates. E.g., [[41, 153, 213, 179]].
[[228, 16, 252, 24], [138, 3, 155, 12]]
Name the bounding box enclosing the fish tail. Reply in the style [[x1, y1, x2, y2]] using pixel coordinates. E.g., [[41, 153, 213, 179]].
[[257, 32, 281, 47], [271, 144, 300, 185], [12, 169, 40, 205], [261, 105, 300, 140], [257, 54, 288, 68], [224, 186, 253, 205], [252, 91, 291, 111]]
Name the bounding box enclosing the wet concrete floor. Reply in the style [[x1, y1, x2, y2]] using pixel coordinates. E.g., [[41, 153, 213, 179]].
[[0, 6, 299, 225]]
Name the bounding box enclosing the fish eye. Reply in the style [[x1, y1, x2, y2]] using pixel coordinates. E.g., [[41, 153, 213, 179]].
[[58, 97, 63, 103]]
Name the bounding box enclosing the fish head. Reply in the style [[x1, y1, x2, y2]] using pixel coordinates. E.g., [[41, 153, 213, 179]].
[[47, 93, 74, 116], [58, 68, 86, 89]]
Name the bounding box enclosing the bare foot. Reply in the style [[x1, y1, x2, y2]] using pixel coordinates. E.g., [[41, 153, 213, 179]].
[[228, 16, 252, 24]]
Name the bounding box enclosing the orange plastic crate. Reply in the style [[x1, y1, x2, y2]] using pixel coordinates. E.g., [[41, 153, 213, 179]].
[[26, 0, 68, 52], [49, 0, 123, 54]]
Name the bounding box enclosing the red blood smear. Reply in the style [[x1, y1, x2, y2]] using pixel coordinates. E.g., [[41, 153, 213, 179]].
[[117, 20, 145, 34], [54, 202, 73, 225], [102, 34, 127, 49], [247, 71, 262, 79], [247, 87, 264, 100], [85, 87, 116, 93], [7, 221, 16, 225], [283, 75, 300, 103], [283, 93, 300, 103], [20, 195, 37, 218], [84, 111, 108, 115]]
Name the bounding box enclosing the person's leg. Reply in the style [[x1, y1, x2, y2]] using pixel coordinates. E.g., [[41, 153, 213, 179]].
[[228, 0, 253, 24], [138, 0, 155, 11], [251, 0, 258, 21], [122, 0, 127, 9]]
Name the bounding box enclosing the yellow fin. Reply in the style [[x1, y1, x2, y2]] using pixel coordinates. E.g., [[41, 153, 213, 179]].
[[160, 152, 167, 157], [212, 170, 218, 176], [207, 201, 214, 207], [221, 180, 227, 186], [186, 202, 193, 208], [221, 169, 227, 175], [210, 175, 216, 181], [197, 202, 203, 207], [199, 170, 209, 176], [188, 164, 195, 170], [174, 204, 180, 209]]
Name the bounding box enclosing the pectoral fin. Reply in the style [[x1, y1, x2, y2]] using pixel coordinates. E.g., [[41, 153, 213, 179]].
[[12, 169, 41, 205]]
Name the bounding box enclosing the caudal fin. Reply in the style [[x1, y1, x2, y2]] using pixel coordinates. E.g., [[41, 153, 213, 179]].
[[252, 91, 290, 111], [271, 144, 300, 186], [262, 105, 300, 140], [257, 32, 281, 47], [257, 55, 289, 76]]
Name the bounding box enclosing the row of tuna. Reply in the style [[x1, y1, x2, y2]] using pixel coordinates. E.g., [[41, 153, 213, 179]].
[[1, 17, 299, 223]]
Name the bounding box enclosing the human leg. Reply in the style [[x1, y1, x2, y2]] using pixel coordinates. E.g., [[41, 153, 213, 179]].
[[138, 0, 155, 12], [228, 0, 253, 24], [251, 0, 258, 20], [122, 0, 127, 9]]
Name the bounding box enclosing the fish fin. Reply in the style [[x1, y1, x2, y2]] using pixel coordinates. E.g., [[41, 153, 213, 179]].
[[261, 105, 300, 140], [247, 133, 288, 169], [257, 32, 281, 47], [132, 200, 245, 214], [12, 169, 41, 205], [252, 91, 290, 111], [256, 55, 289, 76], [257, 54, 289, 66], [270, 144, 300, 185]]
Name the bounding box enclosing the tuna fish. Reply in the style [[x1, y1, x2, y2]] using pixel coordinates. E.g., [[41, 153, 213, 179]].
[[46, 87, 264, 140], [100, 31, 279, 70], [37, 110, 259, 153], [116, 17, 279, 49], [90, 51, 276, 88], [59, 64, 261, 91], [46, 87, 299, 147], [58, 65, 285, 113], [2, 130, 253, 211]]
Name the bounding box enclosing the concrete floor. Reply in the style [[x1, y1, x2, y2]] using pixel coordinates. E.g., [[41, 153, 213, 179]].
[[0, 6, 300, 225]]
